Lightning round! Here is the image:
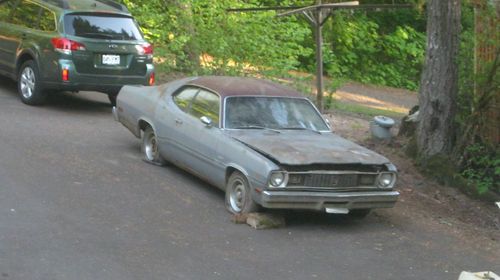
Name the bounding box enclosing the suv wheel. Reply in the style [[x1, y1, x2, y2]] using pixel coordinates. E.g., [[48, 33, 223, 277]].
[[18, 60, 47, 105]]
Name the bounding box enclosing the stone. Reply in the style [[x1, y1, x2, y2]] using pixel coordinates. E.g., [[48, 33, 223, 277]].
[[245, 213, 286, 229], [231, 214, 248, 224]]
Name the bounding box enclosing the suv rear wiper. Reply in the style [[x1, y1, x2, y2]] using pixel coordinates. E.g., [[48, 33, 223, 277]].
[[282, 126, 321, 134], [233, 125, 281, 133]]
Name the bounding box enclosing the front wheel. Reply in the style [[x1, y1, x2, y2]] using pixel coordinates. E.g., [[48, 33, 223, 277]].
[[142, 127, 166, 166], [225, 171, 259, 214], [18, 60, 47, 105]]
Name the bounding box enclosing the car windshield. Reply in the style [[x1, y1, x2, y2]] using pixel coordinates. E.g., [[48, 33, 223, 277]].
[[64, 14, 143, 40], [225, 97, 329, 131]]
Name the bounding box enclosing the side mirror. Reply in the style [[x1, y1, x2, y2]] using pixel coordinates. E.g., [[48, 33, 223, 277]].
[[200, 116, 213, 127]]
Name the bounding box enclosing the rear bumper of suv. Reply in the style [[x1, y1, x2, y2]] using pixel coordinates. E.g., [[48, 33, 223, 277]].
[[42, 60, 154, 94]]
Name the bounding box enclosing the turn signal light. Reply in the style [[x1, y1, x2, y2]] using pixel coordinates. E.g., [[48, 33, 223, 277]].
[[51, 38, 86, 54]]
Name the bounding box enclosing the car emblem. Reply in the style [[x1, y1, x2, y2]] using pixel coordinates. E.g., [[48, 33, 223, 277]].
[[109, 44, 118, 49]]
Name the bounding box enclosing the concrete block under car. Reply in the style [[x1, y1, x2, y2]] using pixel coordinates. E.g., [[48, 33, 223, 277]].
[[232, 213, 286, 229]]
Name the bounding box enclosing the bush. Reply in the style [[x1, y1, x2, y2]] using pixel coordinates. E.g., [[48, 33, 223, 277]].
[[461, 144, 500, 194]]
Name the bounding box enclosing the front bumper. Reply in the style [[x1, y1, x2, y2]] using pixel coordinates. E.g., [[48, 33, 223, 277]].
[[260, 190, 399, 211]]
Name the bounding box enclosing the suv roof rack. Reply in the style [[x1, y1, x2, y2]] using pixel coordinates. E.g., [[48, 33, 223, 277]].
[[39, 0, 129, 12]]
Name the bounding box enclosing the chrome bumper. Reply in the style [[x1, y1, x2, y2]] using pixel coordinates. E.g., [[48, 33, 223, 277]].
[[260, 190, 399, 211]]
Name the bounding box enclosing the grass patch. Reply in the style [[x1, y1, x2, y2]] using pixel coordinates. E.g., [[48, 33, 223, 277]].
[[328, 101, 405, 119]]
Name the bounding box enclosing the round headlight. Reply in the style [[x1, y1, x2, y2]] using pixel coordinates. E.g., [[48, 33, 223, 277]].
[[378, 173, 395, 188], [269, 172, 286, 187]]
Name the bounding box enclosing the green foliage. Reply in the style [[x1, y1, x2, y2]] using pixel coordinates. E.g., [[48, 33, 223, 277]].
[[319, 11, 426, 90], [123, 0, 312, 76], [122, 0, 426, 90], [461, 144, 500, 194], [456, 1, 477, 126], [454, 1, 499, 197]]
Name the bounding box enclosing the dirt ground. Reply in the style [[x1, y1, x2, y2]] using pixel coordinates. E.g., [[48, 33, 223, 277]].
[[326, 83, 500, 259]]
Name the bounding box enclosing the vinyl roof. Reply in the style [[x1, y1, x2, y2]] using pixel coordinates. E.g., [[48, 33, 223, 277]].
[[186, 76, 304, 98]]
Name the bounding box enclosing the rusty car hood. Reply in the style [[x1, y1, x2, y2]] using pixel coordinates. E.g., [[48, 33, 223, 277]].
[[226, 130, 390, 166]]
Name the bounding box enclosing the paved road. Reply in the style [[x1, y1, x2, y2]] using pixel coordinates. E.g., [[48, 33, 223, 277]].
[[0, 76, 497, 280]]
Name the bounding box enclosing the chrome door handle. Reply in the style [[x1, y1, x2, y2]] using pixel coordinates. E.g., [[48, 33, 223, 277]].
[[175, 119, 183, 124]]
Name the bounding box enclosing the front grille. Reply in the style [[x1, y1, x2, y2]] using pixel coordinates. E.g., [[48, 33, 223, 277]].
[[288, 173, 377, 189]]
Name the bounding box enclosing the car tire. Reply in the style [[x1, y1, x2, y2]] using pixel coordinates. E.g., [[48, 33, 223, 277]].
[[18, 60, 47, 105], [348, 209, 371, 219], [142, 127, 166, 166], [225, 171, 260, 214]]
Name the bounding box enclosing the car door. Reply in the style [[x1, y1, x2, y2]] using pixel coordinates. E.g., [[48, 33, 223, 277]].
[[0, 0, 25, 75], [157, 87, 225, 186], [155, 86, 199, 165], [0, 0, 51, 78]]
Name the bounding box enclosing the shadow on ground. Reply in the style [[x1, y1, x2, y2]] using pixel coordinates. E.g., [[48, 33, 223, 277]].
[[0, 75, 111, 113]]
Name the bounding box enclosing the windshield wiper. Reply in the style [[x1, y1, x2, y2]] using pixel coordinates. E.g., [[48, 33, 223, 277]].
[[282, 126, 321, 134], [233, 125, 281, 133]]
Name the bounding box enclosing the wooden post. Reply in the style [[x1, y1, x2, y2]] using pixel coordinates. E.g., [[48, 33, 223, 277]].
[[315, 0, 324, 112]]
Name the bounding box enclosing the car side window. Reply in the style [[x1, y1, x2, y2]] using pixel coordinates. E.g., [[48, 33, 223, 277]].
[[38, 7, 56, 32], [173, 87, 199, 112], [189, 90, 220, 127], [10, 1, 40, 29]]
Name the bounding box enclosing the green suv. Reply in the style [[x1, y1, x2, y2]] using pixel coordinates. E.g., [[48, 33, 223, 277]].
[[0, 0, 154, 105]]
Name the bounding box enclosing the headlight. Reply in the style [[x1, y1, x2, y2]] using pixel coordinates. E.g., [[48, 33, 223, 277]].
[[378, 172, 396, 188], [268, 171, 288, 188]]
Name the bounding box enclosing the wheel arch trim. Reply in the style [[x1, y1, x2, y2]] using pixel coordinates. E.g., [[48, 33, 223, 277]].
[[137, 117, 157, 138], [16, 49, 39, 79]]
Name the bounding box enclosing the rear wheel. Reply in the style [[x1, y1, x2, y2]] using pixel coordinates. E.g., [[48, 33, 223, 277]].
[[18, 60, 47, 105], [225, 171, 259, 214], [142, 127, 166, 166]]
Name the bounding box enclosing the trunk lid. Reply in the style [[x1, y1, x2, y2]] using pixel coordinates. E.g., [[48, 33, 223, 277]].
[[63, 13, 151, 76]]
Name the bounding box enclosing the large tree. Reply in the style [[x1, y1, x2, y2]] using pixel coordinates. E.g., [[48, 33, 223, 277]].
[[417, 0, 461, 159]]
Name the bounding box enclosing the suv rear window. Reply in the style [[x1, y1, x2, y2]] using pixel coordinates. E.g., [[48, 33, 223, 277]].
[[64, 14, 143, 40]]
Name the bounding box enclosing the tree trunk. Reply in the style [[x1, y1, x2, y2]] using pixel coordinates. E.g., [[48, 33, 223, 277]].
[[169, 0, 200, 70], [417, 0, 461, 159]]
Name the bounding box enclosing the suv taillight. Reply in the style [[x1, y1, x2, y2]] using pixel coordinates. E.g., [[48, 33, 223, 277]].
[[136, 43, 153, 55], [51, 38, 86, 54]]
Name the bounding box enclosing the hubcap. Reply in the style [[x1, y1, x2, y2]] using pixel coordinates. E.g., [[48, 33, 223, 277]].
[[144, 133, 158, 161], [20, 67, 36, 99], [229, 180, 246, 213]]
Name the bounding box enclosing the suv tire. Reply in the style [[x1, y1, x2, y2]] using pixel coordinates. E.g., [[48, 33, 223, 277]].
[[18, 60, 47, 105]]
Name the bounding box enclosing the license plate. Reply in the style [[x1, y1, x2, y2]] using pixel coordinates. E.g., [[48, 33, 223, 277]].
[[102, 54, 120, 65]]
